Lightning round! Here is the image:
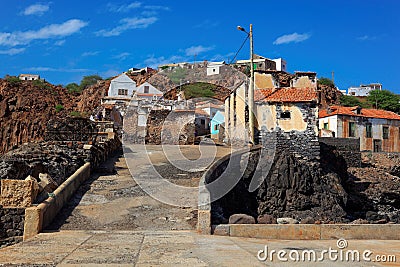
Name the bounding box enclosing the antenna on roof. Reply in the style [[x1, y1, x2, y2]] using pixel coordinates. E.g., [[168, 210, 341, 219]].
[[332, 71, 335, 85]]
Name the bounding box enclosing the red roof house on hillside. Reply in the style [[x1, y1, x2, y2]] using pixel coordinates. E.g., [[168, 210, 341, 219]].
[[319, 106, 400, 152]]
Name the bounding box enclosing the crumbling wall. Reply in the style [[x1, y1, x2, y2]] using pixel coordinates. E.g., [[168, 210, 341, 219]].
[[319, 137, 361, 167], [0, 206, 24, 247], [259, 102, 320, 161], [146, 110, 195, 145]]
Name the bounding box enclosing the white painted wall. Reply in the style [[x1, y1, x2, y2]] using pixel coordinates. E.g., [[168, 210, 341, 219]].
[[108, 74, 136, 97]]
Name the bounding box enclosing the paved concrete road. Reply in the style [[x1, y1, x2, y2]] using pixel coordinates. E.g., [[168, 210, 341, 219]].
[[0, 230, 399, 266]]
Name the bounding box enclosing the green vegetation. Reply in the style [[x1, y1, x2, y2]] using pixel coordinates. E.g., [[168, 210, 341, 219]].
[[167, 67, 187, 84], [65, 75, 103, 95], [55, 104, 64, 113], [339, 95, 364, 107], [66, 83, 81, 94], [340, 89, 400, 113], [318, 77, 335, 87], [79, 75, 103, 90], [181, 82, 216, 99], [366, 89, 400, 112], [32, 79, 52, 90], [5, 76, 21, 86]]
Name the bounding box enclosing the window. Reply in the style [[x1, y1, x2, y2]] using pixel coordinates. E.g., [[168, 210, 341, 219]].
[[366, 123, 372, 138], [144, 86, 149, 94], [201, 119, 205, 125], [118, 89, 128, 96], [324, 122, 329, 130], [383, 126, 389, 139], [349, 122, 356, 137], [214, 124, 219, 131], [280, 111, 291, 119]]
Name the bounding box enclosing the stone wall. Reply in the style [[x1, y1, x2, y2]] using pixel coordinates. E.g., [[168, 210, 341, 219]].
[[124, 99, 195, 145], [0, 206, 24, 247], [259, 103, 320, 161], [319, 137, 361, 167], [204, 134, 351, 227]]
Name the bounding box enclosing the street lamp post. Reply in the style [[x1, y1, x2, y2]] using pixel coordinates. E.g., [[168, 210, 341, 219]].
[[237, 24, 255, 145]]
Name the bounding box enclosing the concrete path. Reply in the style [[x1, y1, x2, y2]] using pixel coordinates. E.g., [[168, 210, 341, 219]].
[[0, 230, 399, 266]]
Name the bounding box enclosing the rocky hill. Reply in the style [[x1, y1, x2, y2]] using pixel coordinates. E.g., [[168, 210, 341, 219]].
[[0, 78, 106, 155]]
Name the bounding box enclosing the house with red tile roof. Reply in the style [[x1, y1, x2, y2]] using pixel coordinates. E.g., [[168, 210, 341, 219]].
[[319, 106, 400, 152], [224, 71, 320, 151]]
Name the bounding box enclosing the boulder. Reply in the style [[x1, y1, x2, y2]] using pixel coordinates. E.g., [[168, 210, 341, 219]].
[[300, 216, 315, 224], [277, 217, 299, 224], [228, 214, 255, 224], [257, 214, 277, 224]]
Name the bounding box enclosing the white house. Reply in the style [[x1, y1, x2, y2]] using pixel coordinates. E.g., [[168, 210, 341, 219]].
[[135, 82, 163, 100], [108, 73, 136, 98], [347, 83, 382, 96], [272, 58, 287, 72], [207, 61, 225, 76], [19, 74, 40, 81]]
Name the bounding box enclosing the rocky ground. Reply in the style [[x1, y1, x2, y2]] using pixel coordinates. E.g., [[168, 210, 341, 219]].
[[344, 153, 400, 223], [47, 145, 232, 231]]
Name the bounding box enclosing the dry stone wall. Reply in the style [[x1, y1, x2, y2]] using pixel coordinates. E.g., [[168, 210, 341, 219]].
[[0, 206, 25, 247]]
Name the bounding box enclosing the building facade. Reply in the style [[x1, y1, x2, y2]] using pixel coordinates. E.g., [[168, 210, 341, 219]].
[[347, 83, 382, 96], [107, 73, 136, 98], [135, 82, 163, 100], [319, 106, 400, 152], [19, 74, 40, 81]]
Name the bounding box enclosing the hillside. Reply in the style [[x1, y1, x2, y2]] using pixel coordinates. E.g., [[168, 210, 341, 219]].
[[0, 78, 106, 155]]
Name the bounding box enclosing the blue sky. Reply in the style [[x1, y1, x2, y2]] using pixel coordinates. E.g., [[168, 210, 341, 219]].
[[0, 0, 399, 93]]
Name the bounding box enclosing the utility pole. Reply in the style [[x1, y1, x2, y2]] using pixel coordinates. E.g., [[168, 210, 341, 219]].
[[249, 24, 255, 145]]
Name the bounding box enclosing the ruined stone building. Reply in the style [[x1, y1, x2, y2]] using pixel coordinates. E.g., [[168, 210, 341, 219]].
[[224, 71, 319, 151], [319, 106, 400, 152]]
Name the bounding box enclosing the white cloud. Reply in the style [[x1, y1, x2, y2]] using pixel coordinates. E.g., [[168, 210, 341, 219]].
[[55, 40, 66, 46], [185, 45, 214, 56], [113, 52, 131, 60], [144, 5, 170, 11], [144, 55, 186, 68], [108, 2, 142, 13], [195, 20, 219, 29], [0, 19, 88, 47], [22, 3, 50, 16], [24, 66, 91, 72], [210, 52, 235, 62], [0, 48, 25, 55], [82, 51, 99, 57], [357, 35, 377, 41], [101, 69, 120, 78], [273, 32, 311, 45], [96, 17, 157, 37]]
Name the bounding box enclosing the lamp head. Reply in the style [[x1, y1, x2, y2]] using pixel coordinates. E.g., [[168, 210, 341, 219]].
[[237, 26, 246, 32]]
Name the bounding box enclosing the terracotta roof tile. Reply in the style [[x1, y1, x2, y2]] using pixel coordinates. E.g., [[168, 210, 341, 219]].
[[319, 106, 400, 120], [255, 87, 318, 102]]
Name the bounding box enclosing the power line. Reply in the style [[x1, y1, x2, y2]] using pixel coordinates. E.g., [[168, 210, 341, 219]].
[[229, 35, 249, 64]]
